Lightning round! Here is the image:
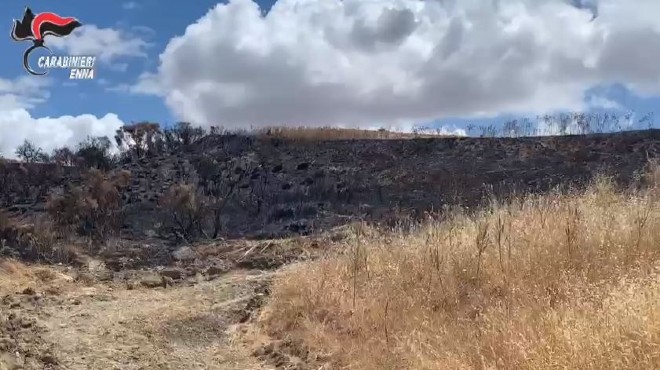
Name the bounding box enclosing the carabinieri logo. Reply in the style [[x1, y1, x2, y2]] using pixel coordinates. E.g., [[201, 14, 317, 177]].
[[10, 7, 96, 79]]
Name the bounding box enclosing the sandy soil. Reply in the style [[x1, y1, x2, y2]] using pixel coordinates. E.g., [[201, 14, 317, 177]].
[[0, 261, 275, 370]]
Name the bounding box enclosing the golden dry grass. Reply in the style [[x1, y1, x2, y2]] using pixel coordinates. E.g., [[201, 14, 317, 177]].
[[0, 259, 72, 296], [254, 126, 453, 141], [260, 174, 660, 369]]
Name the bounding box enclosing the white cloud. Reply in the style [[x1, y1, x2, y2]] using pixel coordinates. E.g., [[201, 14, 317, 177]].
[[0, 76, 124, 159], [586, 95, 622, 110], [129, 72, 162, 94], [122, 2, 139, 10], [0, 110, 124, 159], [134, 0, 660, 129], [108, 72, 161, 94], [0, 76, 52, 110], [46, 25, 149, 64]]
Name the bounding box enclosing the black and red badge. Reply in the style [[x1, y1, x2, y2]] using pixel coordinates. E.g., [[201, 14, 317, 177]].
[[10, 7, 82, 75]]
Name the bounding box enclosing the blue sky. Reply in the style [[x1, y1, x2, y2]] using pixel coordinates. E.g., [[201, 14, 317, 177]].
[[3, 0, 277, 125], [2, 0, 660, 156], [435, 84, 660, 134]]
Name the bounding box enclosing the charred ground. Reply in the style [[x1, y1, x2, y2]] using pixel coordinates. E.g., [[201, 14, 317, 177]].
[[3, 128, 659, 242]]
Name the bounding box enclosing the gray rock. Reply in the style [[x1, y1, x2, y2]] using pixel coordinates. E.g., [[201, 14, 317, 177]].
[[160, 268, 184, 280], [172, 246, 196, 261], [140, 275, 163, 288], [205, 265, 227, 277]]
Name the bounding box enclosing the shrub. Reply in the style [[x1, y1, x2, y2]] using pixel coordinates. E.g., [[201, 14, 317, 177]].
[[192, 155, 249, 238], [170, 122, 206, 146], [643, 158, 660, 190], [158, 183, 209, 241], [15, 140, 48, 163], [76, 136, 115, 170], [0, 209, 64, 262], [51, 147, 77, 166], [47, 169, 130, 245], [115, 122, 163, 158], [0, 209, 14, 241]]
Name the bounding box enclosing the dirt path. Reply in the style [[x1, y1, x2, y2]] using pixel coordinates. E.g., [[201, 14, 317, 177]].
[[1, 264, 274, 370]]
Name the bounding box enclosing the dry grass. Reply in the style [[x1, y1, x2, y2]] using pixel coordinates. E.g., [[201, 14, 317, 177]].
[[0, 210, 67, 263], [0, 259, 35, 294], [260, 172, 660, 369], [254, 126, 453, 141], [0, 259, 72, 295]]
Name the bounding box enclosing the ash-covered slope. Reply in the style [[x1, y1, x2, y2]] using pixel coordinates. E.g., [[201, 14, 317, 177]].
[[1, 129, 659, 240]]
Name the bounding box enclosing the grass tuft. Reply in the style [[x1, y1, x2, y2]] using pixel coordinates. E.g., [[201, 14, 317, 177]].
[[260, 164, 660, 369]]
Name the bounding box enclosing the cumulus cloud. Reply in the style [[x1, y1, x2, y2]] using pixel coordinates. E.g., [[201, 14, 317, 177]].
[[0, 77, 124, 159], [133, 0, 660, 130], [0, 110, 124, 159], [46, 25, 149, 64]]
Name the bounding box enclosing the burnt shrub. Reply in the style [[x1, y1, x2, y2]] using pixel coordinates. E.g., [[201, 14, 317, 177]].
[[51, 146, 78, 166], [0, 209, 65, 262], [158, 183, 210, 241], [15, 140, 49, 163], [76, 136, 115, 170], [46, 169, 130, 245]]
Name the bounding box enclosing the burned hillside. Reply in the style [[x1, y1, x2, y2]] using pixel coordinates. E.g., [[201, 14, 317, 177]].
[[1, 126, 659, 247]]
